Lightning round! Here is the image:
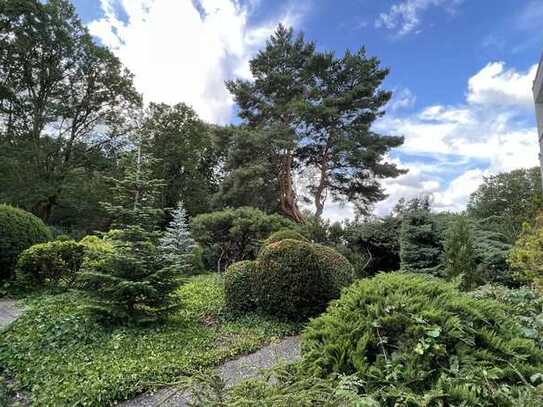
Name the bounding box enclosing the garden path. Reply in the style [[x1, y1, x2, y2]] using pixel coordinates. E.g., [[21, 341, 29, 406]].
[[121, 335, 301, 407], [0, 299, 22, 330]]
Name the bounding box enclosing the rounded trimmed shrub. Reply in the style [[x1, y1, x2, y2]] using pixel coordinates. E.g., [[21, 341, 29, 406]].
[[301, 272, 543, 405], [224, 260, 258, 313], [262, 229, 309, 246], [16, 240, 86, 289], [254, 239, 354, 320], [0, 204, 52, 279]]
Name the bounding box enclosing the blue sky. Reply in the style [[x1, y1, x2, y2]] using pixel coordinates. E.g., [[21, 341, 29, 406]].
[[74, 0, 543, 220]]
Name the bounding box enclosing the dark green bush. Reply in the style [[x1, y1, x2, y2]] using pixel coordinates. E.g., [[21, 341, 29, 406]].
[[263, 229, 309, 246], [301, 272, 543, 405], [15, 240, 85, 289], [224, 260, 258, 313], [191, 207, 294, 272], [0, 204, 52, 279], [254, 239, 354, 320]]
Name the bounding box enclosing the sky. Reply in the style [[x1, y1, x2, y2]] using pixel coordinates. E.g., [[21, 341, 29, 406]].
[[74, 0, 543, 221]]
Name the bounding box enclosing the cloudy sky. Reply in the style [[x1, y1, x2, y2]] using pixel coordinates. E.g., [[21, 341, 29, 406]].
[[74, 0, 542, 221]]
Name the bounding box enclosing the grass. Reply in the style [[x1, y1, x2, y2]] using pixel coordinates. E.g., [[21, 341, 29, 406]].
[[0, 274, 299, 406]]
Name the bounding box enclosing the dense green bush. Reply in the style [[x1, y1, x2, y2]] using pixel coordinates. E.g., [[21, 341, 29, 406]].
[[263, 229, 309, 246], [0, 204, 52, 279], [400, 207, 443, 273], [224, 260, 258, 313], [16, 240, 85, 289], [343, 215, 401, 276], [191, 207, 294, 272], [302, 272, 543, 405], [254, 239, 354, 320]]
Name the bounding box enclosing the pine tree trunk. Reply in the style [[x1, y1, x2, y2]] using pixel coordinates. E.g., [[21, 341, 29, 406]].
[[279, 152, 304, 223], [314, 159, 328, 219]]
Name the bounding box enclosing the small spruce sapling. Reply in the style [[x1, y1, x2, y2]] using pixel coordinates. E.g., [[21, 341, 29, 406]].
[[158, 201, 197, 274]]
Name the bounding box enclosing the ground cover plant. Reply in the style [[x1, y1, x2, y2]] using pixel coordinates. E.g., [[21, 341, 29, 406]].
[[0, 274, 298, 406]]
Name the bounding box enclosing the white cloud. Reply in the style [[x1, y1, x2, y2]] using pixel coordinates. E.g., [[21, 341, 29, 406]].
[[88, 0, 307, 124], [375, 0, 463, 36], [322, 61, 539, 222], [387, 88, 416, 112], [467, 62, 536, 109]]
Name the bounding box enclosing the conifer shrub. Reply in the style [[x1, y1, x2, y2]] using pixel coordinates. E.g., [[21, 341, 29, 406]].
[[301, 272, 543, 405], [0, 204, 52, 279], [78, 227, 179, 323], [254, 239, 354, 320], [263, 229, 309, 246], [16, 240, 85, 289], [224, 260, 258, 313]]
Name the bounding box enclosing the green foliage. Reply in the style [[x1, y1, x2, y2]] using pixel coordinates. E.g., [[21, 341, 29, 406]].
[[224, 260, 259, 313], [253, 239, 354, 320], [141, 103, 220, 216], [467, 167, 543, 242], [0, 204, 52, 280], [184, 366, 368, 406], [301, 272, 543, 406], [263, 229, 309, 246], [399, 202, 443, 273], [343, 215, 401, 276], [444, 215, 478, 290], [100, 149, 165, 231], [0, 0, 141, 225], [15, 240, 85, 289], [0, 275, 297, 406], [191, 207, 294, 271], [213, 126, 281, 213], [508, 214, 543, 290], [78, 227, 179, 323], [472, 285, 543, 349]]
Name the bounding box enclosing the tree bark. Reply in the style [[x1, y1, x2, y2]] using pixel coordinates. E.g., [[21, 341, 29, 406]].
[[314, 159, 328, 219], [278, 152, 304, 223]]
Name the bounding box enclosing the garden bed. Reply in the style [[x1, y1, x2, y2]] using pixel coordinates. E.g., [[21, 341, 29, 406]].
[[0, 274, 298, 406]]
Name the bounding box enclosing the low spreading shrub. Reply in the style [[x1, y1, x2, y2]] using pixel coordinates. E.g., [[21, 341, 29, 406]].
[[262, 229, 309, 246], [253, 239, 354, 320], [191, 207, 294, 272], [301, 272, 543, 405], [15, 240, 85, 289], [224, 260, 258, 313], [0, 204, 52, 279]]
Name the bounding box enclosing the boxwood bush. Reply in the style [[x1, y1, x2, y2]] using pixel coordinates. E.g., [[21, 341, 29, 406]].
[[301, 272, 543, 405], [224, 260, 259, 313], [253, 239, 354, 320], [0, 204, 52, 280], [16, 240, 86, 289]]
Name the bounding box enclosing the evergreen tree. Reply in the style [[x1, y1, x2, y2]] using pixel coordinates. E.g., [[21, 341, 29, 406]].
[[101, 146, 165, 232], [79, 146, 179, 323], [158, 201, 197, 274], [444, 215, 478, 290], [399, 199, 442, 273]]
